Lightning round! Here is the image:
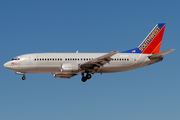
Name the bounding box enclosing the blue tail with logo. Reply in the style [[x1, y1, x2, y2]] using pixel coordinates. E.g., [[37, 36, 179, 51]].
[[122, 23, 166, 54]]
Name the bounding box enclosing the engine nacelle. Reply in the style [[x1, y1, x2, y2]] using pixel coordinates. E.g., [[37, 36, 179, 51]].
[[61, 63, 79, 72]]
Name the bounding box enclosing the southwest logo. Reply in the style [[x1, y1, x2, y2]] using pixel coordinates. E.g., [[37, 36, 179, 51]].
[[139, 26, 161, 52]]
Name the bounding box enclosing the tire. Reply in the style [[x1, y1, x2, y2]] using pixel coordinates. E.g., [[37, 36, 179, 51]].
[[22, 76, 26, 80], [81, 77, 87, 82], [86, 74, 92, 79]]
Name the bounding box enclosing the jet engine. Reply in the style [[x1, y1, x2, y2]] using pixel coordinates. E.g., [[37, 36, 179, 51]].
[[61, 63, 79, 72]]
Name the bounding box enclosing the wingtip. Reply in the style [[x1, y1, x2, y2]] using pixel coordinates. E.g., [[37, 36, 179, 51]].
[[167, 49, 175, 53], [112, 51, 119, 53]]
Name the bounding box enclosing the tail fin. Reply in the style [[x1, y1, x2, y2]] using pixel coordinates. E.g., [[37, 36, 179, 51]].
[[122, 23, 166, 54]]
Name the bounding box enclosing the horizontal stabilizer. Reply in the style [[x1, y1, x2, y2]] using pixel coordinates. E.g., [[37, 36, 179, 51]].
[[149, 49, 175, 59]]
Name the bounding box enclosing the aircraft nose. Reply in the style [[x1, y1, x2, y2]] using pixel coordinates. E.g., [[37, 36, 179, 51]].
[[4, 61, 20, 71], [4, 62, 10, 69]]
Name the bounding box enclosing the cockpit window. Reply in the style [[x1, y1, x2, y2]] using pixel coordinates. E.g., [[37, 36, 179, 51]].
[[11, 57, 20, 61]]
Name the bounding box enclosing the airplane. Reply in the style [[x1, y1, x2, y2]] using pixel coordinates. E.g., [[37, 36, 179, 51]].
[[4, 23, 175, 82]]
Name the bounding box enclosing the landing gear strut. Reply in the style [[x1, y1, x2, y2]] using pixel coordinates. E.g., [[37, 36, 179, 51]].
[[81, 73, 92, 82], [16, 72, 26, 80]]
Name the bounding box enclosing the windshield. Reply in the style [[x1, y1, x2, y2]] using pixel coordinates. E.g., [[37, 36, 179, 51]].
[[11, 57, 20, 61]]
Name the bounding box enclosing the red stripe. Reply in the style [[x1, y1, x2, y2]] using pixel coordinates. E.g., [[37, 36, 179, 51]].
[[142, 25, 165, 54]]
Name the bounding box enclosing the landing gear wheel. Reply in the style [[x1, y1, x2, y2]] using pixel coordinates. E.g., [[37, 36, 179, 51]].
[[81, 76, 87, 82], [81, 73, 92, 82], [22, 76, 26, 80], [86, 74, 92, 79]]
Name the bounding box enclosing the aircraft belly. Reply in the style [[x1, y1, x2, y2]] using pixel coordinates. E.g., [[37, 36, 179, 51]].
[[20, 65, 60, 73], [101, 61, 136, 73]]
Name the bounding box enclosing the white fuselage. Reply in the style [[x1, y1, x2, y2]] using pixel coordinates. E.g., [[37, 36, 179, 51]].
[[4, 53, 153, 74]]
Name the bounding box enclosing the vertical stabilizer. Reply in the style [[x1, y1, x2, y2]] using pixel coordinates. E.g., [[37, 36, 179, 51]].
[[122, 23, 166, 54]]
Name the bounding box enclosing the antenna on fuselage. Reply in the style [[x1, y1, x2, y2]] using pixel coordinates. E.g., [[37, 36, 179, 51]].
[[76, 50, 78, 53]]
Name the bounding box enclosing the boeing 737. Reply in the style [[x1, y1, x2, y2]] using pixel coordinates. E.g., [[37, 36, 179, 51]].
[[4, 23, 175, 82]]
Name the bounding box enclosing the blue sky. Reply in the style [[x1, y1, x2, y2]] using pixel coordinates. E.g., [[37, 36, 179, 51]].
[[0, 0, 179, 120]]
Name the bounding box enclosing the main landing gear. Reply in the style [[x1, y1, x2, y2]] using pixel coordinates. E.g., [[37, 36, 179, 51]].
[[81, 73, 92, 82]]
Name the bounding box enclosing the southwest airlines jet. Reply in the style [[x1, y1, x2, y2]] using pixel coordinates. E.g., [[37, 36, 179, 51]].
[[4, 23, 174, 82]]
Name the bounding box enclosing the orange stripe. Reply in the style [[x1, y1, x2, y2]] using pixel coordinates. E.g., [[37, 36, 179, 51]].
[[151, 41, 162, 54]]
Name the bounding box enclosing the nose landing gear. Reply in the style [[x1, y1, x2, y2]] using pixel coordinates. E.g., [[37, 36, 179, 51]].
[[81, 73, 92, 82], [22, 75, 26, 80], [15, 72, 26, 80]]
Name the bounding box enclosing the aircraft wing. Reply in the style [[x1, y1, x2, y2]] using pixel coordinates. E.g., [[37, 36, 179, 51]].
[[80, 51, 119, 69], [149, 49, 175, 59]]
